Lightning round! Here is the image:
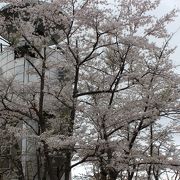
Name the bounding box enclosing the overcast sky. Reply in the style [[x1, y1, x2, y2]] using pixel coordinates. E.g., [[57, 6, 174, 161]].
[[0, 0, 179, 67], [153, 0, 180, 144], [158, 0, 180, 68]]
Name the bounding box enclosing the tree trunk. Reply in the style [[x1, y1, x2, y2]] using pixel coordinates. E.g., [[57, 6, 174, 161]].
[[148, 124, 153, 180], [64, 151, 71, 180], [45, 146, 55, 180], [99, 171, 107, 180], [108, 169, 118, 180], [128, 171, 134, 180]]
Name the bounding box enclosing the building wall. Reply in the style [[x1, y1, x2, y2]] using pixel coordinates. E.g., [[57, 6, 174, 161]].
[[0, 44, 67, 180]]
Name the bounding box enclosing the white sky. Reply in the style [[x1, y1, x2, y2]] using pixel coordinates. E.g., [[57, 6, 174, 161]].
[[153, 0, 180, 144], [0, 0, 179, 67], [158, 0, 180, 67]]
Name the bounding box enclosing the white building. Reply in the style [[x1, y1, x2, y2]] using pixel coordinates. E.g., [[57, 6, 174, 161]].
[[0, 36, 67, 180]]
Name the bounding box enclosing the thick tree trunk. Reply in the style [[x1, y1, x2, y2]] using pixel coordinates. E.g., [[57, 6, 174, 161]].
[[36, 148, 42, 180], [99, 171, 107, 180], [43, 143, 55, 180], [64, 151, 71, 180], [108, 169, 118, 180]]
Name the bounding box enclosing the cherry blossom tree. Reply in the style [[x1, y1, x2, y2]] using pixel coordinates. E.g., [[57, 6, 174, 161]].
[[0, 0, 180, 180]]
